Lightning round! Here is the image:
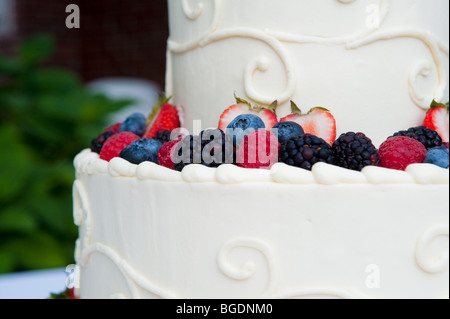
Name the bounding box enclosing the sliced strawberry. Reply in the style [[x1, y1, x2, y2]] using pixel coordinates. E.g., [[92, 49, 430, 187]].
[[143, 96, 180, 139], [423, 100, 449, 143], [280, 101, 336, 145], [218, 95, 278, 131]]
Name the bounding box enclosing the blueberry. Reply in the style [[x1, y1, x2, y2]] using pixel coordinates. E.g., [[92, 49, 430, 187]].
[[271, 121, 304, 143], [226, 114, 265, 147], [119, 113, 147, 137], [424, 147, 449, 169], [119, 139, 163, 164]]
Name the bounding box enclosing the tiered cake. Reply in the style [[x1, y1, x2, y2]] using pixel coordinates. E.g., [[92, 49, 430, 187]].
[[73, 0, 449, 299]]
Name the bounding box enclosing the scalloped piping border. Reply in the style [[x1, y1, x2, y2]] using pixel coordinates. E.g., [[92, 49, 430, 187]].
[[74, 149, 449, 185]]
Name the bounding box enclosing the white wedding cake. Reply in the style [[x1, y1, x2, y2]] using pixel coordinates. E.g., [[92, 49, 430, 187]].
[[73, 0, 449, 299]]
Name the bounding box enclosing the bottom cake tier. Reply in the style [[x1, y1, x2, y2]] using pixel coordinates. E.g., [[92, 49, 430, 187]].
[[73, 150, 449, 299]]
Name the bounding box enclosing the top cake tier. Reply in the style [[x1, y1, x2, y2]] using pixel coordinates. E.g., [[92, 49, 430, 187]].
[[166, 0, 449, 147]]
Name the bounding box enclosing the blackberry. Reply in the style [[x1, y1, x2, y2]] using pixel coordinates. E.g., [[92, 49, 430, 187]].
[[153, 130, 174, 145], [174, 129, 235, 172], [332, 132, 379, 171], [391, 126, 442, 150], [279, 134, 333, 171], [91, 131, 115, 154]]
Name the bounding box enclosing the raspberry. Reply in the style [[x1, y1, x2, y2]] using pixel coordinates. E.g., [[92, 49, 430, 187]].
[[158, 137, 183, 170], [103, 122, 122, 134], [91, 131, 115, 154], [99, 132, 140, 162], [236, 130, 280, 169], [279, 134, 333, 170], [379, 136, 427, 171], [332, 132, 379, 171]]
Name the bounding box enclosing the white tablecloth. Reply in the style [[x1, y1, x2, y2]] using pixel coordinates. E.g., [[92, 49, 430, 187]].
[[0, 268, 67, 299]]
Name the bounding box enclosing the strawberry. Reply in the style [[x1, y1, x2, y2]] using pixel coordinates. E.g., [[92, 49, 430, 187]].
[[143, 96, 180, 139], [423, 100, 449, 143], [280, 101, 336, 145], [218, 94, 278, 131]]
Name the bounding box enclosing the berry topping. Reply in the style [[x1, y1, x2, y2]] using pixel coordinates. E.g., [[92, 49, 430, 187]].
[[91, 131, 115, 154], [332, 132, 379, 171], [153, 130, 175, 145], [174, 129, 235, 172], [390, 126, 442, 150], [99, 132, 140, 162], [143, 96, 180, 139], [236, 129, 280, 169], [280, 101, 336, 145], [103, 122, 122, 134], [158, 137, 184, 170], [271, 121, 305, 143], [378, 136, 427, 171], [119, 113, 147, 137], [218, 95, 278, 131], [279, 134, 334, 171], [226, 114, 266, 147], [119, 139, 163, 165], [423, 100, 449, 143], [424, 146, 449, 169]]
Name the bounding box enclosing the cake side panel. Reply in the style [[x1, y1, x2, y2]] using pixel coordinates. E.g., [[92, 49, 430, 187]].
[[74, 170, 449, 299]]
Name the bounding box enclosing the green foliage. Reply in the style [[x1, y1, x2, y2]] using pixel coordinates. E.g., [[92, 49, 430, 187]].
[[0, 34, 132, 273]]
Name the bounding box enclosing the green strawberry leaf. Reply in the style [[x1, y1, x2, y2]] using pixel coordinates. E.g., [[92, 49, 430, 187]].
[[430, 99, 448, 111], [308, 106, 331, 114], [290, 101, 302, 115], [267, 100, 278, 116], [234, 92, 251, 107]]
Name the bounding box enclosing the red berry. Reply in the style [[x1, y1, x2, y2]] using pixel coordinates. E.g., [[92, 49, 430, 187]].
[[422, 100, 449, 143], [99, 132, 140, 162], [280, 102, 336, 145], [218, 95, 278, 131], [378, 136, 427, 171], [143, 97, 180, 139], [69, 288, 79, 299], [103, 122, 122, 134], [236, 130, 280, 169], [158, 137, 183, 170]]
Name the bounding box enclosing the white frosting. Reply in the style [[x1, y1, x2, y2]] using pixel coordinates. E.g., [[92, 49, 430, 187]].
[[75, 150, 449, 299], [166, 0, 449, 146], [74, 150, 448, 186]]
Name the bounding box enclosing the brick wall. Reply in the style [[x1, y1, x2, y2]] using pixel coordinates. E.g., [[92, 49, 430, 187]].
[[0, 0, 168, 88]]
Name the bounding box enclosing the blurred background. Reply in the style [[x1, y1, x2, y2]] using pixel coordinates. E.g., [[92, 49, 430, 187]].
[[0, 0, 169, 282]]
